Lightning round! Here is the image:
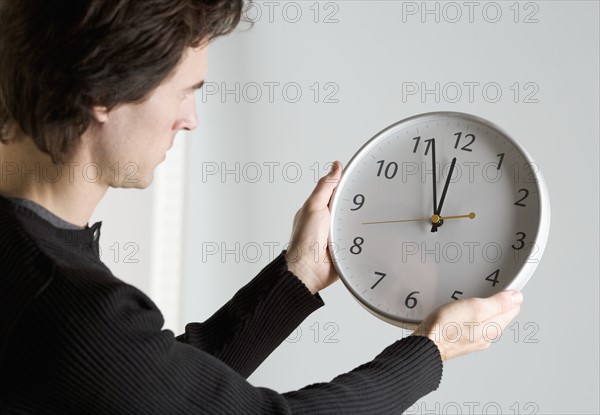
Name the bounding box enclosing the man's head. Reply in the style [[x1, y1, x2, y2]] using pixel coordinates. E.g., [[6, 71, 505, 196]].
[[0, 0, 246, 188]]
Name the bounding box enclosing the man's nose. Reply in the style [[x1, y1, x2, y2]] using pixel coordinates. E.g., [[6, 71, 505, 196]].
[[180, 96, 199, 131]]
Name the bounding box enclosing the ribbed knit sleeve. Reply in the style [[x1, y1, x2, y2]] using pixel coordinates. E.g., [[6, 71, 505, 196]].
[[285, 336, 442, 414], [174, 251, 325, 378], [2, 264, 442, 414]]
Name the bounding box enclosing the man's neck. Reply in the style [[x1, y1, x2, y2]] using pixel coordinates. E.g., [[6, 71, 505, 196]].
[[0, 139, 108, 228]]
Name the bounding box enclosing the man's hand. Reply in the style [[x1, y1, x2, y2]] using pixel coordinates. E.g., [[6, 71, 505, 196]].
[[285, 161, 342, 295], [412, 290, 524, 361]]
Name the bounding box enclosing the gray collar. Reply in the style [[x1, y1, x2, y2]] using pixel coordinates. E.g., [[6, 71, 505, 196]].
[[7, 197, 86, 230]]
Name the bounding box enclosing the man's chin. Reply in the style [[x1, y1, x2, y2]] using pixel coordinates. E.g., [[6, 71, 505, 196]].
[[110, 172, 153, 190]]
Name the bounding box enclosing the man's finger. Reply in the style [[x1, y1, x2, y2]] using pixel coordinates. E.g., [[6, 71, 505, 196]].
[[487, 290, 523, 317]]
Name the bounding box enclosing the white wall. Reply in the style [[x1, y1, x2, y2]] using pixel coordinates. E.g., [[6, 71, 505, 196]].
[[91, 187, 154, 294], [178, 1, 598, 413]]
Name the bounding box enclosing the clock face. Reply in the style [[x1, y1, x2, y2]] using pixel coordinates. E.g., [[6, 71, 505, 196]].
[[329, 112, 550, 327]]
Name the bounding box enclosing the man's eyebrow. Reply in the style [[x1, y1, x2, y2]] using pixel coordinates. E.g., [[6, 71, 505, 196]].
[[187, 80, 205, 91]]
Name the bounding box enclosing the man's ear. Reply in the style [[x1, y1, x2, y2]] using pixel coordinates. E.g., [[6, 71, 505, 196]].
[[92, 105, 109, 123]]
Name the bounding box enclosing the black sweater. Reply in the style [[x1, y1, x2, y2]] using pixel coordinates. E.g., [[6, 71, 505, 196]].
[[0, 193, 443, 414]]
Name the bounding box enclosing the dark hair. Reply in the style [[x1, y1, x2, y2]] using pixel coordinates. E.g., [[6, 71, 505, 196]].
[[0, 0, 248, 164]]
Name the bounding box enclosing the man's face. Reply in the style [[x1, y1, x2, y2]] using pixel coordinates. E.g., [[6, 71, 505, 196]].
[[88, 44, 208, 189]]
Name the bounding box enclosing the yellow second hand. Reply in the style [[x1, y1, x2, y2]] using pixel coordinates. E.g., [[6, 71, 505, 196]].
[[362, 218, 430, 225], [362, 212, 475, 225]]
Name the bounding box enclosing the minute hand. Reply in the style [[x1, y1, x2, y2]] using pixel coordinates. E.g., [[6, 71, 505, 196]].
[[432, 157, 457, 232], [432, 138, 438, 217]]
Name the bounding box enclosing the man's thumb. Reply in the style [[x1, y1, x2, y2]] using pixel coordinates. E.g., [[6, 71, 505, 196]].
[[308, 160, 342, 208]]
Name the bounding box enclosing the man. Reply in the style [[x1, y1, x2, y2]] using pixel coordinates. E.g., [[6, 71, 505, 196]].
[[0, 0, 523, 413]]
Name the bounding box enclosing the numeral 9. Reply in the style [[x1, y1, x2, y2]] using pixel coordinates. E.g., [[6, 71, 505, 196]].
[[351, 194, 365, 211]]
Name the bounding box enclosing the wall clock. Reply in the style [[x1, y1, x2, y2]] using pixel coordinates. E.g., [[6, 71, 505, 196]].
[[329, 112, 550, 328]]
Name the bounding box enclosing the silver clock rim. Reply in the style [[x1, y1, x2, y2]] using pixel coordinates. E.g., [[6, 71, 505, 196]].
[[328, 111, 551, 326]]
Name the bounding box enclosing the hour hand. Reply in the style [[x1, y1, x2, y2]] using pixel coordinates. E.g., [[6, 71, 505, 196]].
[[431, 157, 457, 232]]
